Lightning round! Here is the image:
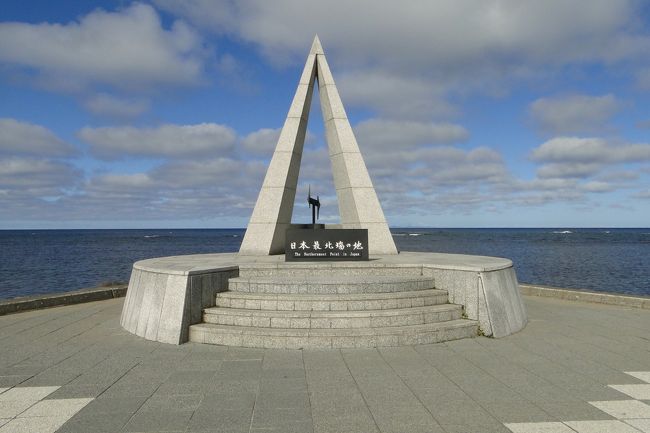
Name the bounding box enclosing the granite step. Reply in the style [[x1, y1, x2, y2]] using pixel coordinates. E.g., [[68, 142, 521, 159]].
[[215, 288, 449, 311], [227, 275, 435, 294], [237, 263, 424, 278], [188, 319, 478, 349], [202, 304, 463, 329]]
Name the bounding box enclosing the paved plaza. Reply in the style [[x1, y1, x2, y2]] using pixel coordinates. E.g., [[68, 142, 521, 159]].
[[0, 295, 648, 433]]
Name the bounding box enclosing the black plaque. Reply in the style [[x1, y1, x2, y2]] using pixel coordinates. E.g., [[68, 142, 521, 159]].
[[285, 229, 369, 261]]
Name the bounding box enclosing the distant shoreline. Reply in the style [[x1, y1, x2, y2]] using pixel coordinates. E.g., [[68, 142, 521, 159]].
[[0, 284, 127, 316], [519, 283, 650, 310]]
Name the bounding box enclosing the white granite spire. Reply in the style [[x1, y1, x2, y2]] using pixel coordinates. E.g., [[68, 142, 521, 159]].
[[239, 37, 397, 255], [310, 34, 324, 55]]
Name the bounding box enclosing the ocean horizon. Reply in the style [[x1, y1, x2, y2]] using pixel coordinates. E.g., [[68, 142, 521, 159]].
[[1, 227, 649, 300]]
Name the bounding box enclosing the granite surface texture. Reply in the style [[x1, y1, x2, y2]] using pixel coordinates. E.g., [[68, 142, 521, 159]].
[[0, 295, 648, 432], [120, 252, 525, 345], [239, 36, 397, 255]]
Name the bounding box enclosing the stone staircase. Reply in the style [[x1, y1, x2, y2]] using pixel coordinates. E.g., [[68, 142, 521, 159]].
[[188, 264, 478, 349]]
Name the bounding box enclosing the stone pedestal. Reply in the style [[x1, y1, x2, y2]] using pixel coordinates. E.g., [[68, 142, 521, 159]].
[[120, 252, 527, 346]]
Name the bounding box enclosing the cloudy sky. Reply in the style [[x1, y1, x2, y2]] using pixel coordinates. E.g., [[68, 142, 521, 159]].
[[1, 1, 650, 229]]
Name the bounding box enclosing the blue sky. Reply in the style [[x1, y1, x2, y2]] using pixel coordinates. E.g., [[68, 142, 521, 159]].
[[1, 1, 650, 229]]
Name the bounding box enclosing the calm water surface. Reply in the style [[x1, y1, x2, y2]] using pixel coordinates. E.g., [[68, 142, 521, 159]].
[[0, 228, 648, 299]]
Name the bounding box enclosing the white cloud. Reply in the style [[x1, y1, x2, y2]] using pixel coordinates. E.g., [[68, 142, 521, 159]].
[[167, 0, 647, 65], [407, 147, 508, 188], [0, 3, 205, 90], [69, 156, 267, 220], [152, 0, 650, 137], [88, 173, 155, 193], [282, 142, 512, 221], [150, 157, 263, 190], [531, 137, 609, 163], [80, 123, 237, 160], [354, 119, 468, 151], [0, 157, 80, 197], [529, 94, 620, 134], [536, 162, 603, 179], [597, 170, 639, 182], [531, 137, 650, 164], [83, 94, 149, 118], [157, 0, 650, 88], [632, 189, 650, 199], [358, 145, 511, 217], [581, 181, 615, 193], [0, 118, 76, 157], [3, 113, 648, 225], [530, 136, 650, 181], [153, 0, 238, 34], [337, 72, 456, 119], [85, 158, 257, 195], [514, 177, 578, 192], [241, 128, 281, 156]]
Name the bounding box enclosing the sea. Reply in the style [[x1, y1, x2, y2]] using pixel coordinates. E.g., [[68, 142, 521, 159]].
[[0, 228, 648, 300]]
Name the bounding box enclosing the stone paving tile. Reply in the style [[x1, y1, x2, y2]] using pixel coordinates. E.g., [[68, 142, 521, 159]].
[[373, 410, 445, 433], [100, 381, 160, 398], [480, 400, 555, 423], [0, 386, 59, 401], [187, 429, 247, 433], [251, 405, 312, 428], [173, 359, 222, 371], [0, 296, 649, 432], [202, 379, 260, 396], [564, 419, 643, 432], [199, 392, 257, 410], [44, 384, 108, 399], [18, 397, 92, 418], [627, 372, 650, 383], [55, 411, 134, 433], [138, 393, 203, 412], [610, 384, 650, 400], [80, 396, 147, 414], [589, 399, 650, 418], [625, 418, 650, 432], [440, 421, 511, 433], [256, 389, 310, 406], [534, 401, 615, 421], [427, 398, 499, 426], [122, 409, 194, 432], [165, 370, 215, 384], [505, 422, 575, 432], [0, 414, 71, 433], [260, 376, 308, 392], [250, 420, 313, 433], [0, 399, 36, 418], [0, 375, 33, 388], [185, 407, 252, 432], [226, 347, 265, 360], [340, 347, 447, 433], [313, 414, 379, 433]]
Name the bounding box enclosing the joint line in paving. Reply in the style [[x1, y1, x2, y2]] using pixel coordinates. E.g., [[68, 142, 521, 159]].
[[301, 348, 315, 432], [339, 349, 383, 433], [377, 346, 446, 431]]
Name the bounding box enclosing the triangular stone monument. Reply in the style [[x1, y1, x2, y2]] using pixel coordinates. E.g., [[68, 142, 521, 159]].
[[239, 36, 398, 255]]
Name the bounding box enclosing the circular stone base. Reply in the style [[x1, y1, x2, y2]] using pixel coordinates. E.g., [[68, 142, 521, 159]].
[[120, 252, 526, 347]]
